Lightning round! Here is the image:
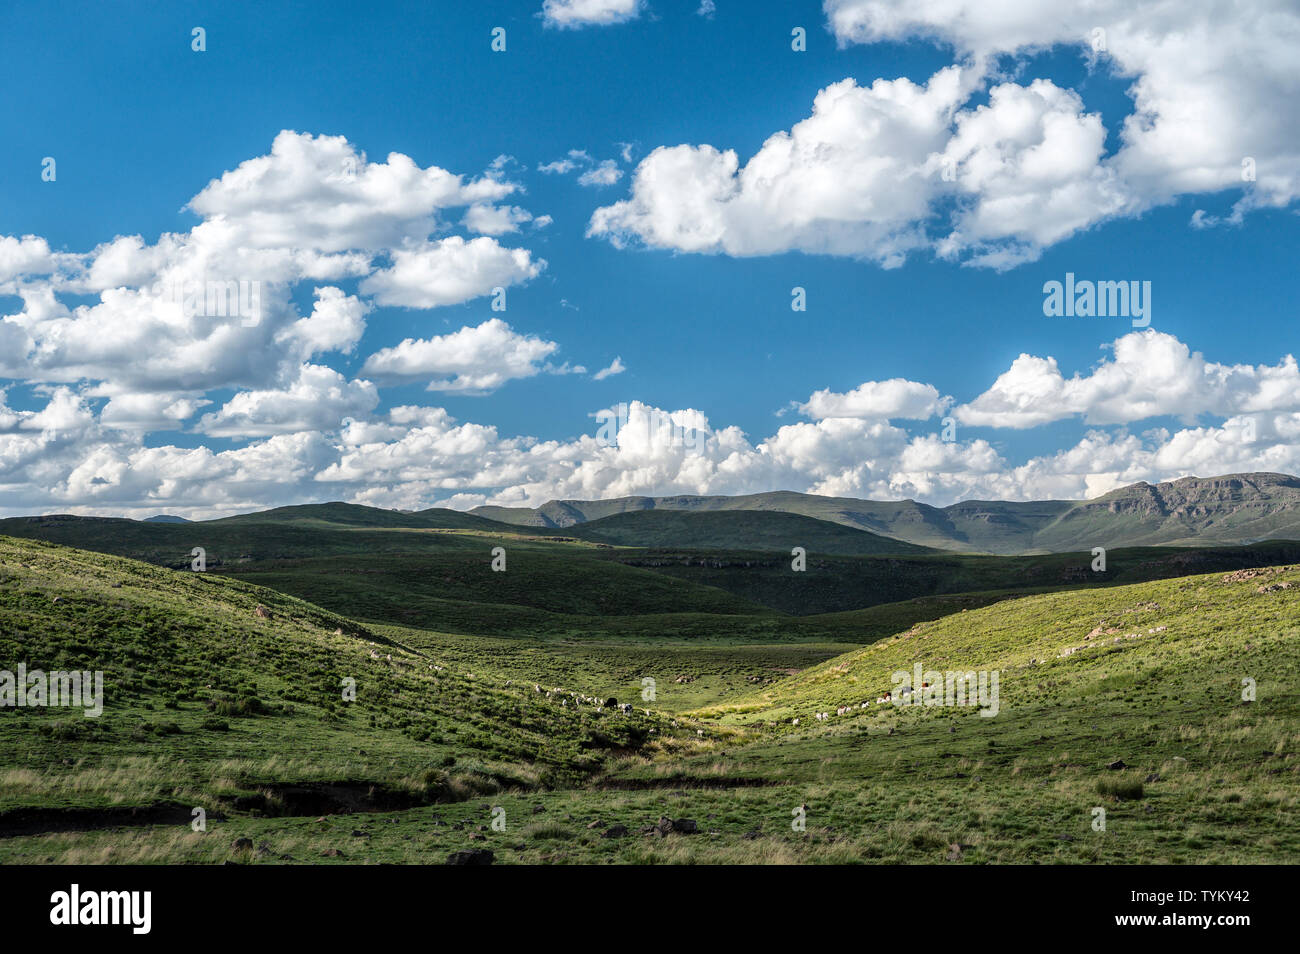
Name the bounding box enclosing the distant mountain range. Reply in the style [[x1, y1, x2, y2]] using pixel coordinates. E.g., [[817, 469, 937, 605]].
[[6, 476, 1300, 623], [9, 473, 1300, 559], [473, 473, 1300, 554]]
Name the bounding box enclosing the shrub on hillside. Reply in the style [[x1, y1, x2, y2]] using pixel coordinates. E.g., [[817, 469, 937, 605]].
[[1097, 777, 1145, 801]]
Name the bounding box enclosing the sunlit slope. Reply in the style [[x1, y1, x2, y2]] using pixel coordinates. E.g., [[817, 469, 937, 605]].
[[0, 536, 689, 816], [710, 563, 1300, 727]]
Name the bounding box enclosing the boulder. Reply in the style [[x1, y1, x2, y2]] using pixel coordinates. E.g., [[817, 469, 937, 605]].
[[654, 816, 698, 836]]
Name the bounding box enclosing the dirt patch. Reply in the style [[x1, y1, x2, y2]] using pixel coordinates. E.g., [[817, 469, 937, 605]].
[[0, 781, 429, 837], [225, 781, 428, 817], [0, 802, 200, 838]]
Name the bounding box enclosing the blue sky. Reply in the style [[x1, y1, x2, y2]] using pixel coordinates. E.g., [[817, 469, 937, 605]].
[[1, 0, 1298, 516]]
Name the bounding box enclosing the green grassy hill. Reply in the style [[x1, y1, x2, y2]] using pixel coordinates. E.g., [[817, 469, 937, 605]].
[[7, 510, 1300, 631], [0, 509, 554, 569], [568, 509, 936, 555], [619, 539, 1300, 615], [0, 536, 693, 822], [596, 565, 1298, 863], [708, 562, 1300, 725], [217, 549, 772, 636], [213, 501, 523, 533]]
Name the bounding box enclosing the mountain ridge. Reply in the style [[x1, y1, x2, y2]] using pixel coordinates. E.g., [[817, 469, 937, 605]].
[[472, 472, 1300, 554]]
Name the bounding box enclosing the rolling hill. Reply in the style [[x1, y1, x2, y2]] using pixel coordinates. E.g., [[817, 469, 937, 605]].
[[212, 501, 522, 533], [7, 505, 1300, 627], [0, 503, 554, 570], [0, 535, 688, 817], [567, 509, 937, 555], [709, 561, 1300, 726]]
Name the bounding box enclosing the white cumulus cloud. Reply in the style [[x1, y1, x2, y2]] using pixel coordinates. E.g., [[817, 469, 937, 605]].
[[541, 0, 643, 29], [360, 319, 561, 393]]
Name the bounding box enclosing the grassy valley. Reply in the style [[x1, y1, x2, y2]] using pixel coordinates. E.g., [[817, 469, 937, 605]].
[[1, 534, 1295, 864]]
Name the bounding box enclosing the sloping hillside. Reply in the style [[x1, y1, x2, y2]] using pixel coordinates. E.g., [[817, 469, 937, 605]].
[[617, 539, 1300, 615], [0, 536, 689, 820], [710, 560, 1300, 726], [217, 548, 772, 635], [571, 563, 1300, 864], [8, 510, 1300, 625]]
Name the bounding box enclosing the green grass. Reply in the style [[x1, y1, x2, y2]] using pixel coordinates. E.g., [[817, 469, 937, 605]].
[[620, 539, 1300, 614], [0, 536, 705, 816]]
